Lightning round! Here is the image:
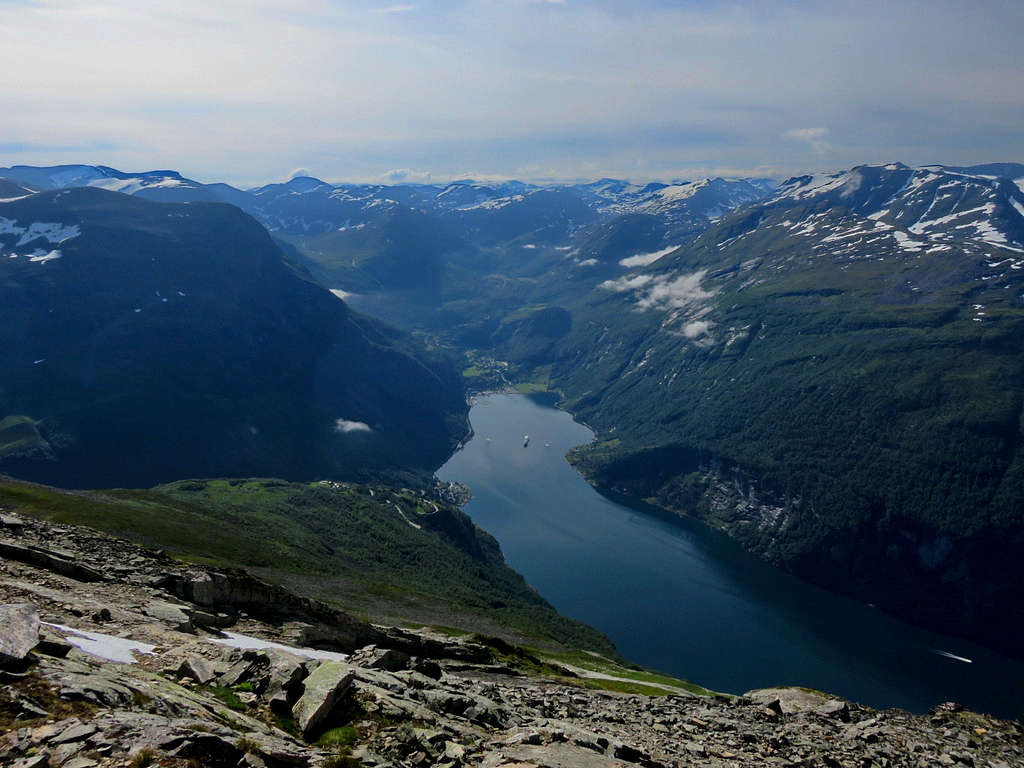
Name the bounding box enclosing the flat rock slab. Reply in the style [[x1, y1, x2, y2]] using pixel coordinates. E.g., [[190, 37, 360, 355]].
[[745, 686, 848, 716], [144, 600, 195, 632], [0, 603, 40, 666], [291, 660, 355, 738], [500, 743, 625, 768], [52, 721, 99, 744], [12, 756, 51, 768]]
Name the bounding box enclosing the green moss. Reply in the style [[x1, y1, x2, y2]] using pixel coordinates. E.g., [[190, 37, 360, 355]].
[[316, 725, 358, 747], [201, 685, 246, 712]]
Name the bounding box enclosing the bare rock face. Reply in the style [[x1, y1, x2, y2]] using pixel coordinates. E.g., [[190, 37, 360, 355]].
[[291, 660, 356, 738], [0, 603, 40, 667]]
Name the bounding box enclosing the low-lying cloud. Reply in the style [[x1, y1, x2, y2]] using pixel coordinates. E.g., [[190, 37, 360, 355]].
[[619, 245, 678, 269], [382, 168, 432, 183], [601, 269, 717, 339], [784, 127, 830, 156], [335, 418, 372, 434]]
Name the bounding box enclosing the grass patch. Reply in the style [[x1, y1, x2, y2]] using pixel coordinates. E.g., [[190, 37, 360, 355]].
[[201, 685, 246, 712], [317, 725, 358, 747], [531, 646, 719, 697], [0, 414, 48, 459], [270, 713, 300, 737], [129, 749, 158, 768], [514, 380, 551, 395], [577, 678, 679, 697], [236, 737, 260, 754]]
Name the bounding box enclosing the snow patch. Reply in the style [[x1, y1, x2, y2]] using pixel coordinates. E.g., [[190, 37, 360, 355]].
[[892, 231, 925, 252], [28, 249, 61, 263], [16, 221, 80, 247], [42, 623, 156, 664], [208, 631, 348, 661]]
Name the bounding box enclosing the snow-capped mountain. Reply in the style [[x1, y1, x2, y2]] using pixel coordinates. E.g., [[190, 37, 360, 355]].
[[772, 162, 1024, 254], [0, 164, 195, 195]]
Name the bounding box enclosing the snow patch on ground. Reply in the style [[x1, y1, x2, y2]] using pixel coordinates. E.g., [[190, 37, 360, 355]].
[[910, 204, 993, 234], [28, 249, 61, 263], [89, 177, 185, 195], [43, 622, 156, 664], [893, 231, 925, 252], [16, 222, 80, 247], [208, 631, 348, 661]]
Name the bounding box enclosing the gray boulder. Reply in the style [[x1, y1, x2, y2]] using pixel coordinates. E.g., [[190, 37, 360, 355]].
[[143, 601, 195, 633], [177, 657, 216, 685], [291, 661, 355, 738], [349, 645, 410, 672], [262, 650, 308, 706], [0, 603, 40, 668]]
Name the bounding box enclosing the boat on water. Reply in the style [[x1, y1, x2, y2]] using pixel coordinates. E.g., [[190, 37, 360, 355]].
[[523, 435, 530, 447]]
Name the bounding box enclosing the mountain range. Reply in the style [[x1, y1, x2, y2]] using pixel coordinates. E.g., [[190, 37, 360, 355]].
[[4, 159, 1024, 658], [542, 162, 1024, 657]]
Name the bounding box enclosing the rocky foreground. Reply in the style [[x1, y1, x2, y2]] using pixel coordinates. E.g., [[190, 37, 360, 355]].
[[1, 512, 1022, 768]]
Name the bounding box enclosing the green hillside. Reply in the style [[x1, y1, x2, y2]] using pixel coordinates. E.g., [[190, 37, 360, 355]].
[[0, 474, 616, 655], [0, 188, 467, 488]]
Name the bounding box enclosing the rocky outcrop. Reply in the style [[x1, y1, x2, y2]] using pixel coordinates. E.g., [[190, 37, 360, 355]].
[[0, 603, 39, 668], [292, 661, 356, 737], [2, 510, 1022, 768], [0, 541, 103, 583]]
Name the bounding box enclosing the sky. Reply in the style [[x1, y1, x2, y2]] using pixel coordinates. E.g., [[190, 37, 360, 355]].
[[0, 0, 1021, 185]]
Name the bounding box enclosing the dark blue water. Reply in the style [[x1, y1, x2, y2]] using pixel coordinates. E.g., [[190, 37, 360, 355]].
[[437, 393, 1024, 719]]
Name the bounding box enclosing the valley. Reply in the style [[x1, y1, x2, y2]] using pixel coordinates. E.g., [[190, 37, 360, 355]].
[[2, 159, 1024, 734]]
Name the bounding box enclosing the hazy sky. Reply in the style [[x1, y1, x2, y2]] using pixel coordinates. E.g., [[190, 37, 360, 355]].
[[1, 0, 1021, 185]]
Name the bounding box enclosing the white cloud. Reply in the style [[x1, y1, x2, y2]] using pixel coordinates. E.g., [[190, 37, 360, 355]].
[[335, 418, 372, 433], [682, 320, 712, 338], [619, 245, 678, 268], [784, 127, 830, 156], [600, 274, 655, 292], [0, 1, 1019, 180], [635, 270, 715, 312], [381, 168, 432, 183], [603, 269, 716, 312], [372, 4, 415, 13]]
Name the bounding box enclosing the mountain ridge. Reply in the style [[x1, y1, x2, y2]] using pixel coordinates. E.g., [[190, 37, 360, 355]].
[[0, 187, 467, 488]]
